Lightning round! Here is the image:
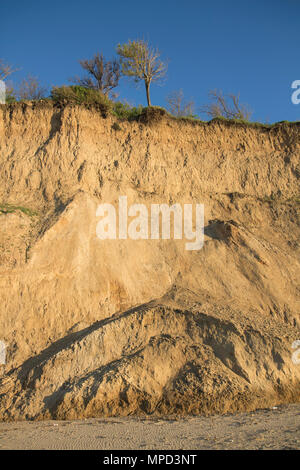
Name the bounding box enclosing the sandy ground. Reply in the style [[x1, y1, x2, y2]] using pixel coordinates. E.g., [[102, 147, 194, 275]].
[[0, 404, 299, 450]]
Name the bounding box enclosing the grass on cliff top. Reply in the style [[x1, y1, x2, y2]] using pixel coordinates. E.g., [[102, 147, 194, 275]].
[[3, 85, 300, 129], [0, 203, 38, 217]]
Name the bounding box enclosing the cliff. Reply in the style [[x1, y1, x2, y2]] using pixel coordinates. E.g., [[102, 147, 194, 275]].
[[0, 102, 299, 420]]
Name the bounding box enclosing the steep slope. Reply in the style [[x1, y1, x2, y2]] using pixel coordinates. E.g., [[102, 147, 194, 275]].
[[0, 103, 299, 420]]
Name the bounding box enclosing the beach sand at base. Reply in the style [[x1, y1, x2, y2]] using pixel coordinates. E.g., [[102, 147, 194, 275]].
[[0, 403, 299, 450]]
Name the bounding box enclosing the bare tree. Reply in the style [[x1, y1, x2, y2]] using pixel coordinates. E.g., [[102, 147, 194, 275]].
[[117, 39, 167, 106], [200, 89, 252, 120], [0, 59, 18, 81], [166, 89, 195, 117], [17, 75, 47, 100], [71, 52, 120, 96]]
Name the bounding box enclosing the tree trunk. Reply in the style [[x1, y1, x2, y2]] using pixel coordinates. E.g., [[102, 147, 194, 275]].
[[145, 81, 151, 106]]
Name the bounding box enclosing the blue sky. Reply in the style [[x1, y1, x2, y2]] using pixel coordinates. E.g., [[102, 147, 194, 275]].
[[1, 0, 299, 122]]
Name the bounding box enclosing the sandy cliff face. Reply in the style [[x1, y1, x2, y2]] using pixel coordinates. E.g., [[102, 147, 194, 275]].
[[0, 102, 299, 420]]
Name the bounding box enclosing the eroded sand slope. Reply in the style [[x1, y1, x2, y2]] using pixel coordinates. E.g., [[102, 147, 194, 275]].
[[0, 103, 299, 420]]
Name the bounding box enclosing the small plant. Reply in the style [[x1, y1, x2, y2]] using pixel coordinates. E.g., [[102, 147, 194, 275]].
[[111, 122, 121, 131], [4, 85, 16, 104], [112, 101, 144, 120], [0, 203, 38, 217]]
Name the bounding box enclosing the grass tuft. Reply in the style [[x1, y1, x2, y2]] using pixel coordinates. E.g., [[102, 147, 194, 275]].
[[0, 203, 38, 217]]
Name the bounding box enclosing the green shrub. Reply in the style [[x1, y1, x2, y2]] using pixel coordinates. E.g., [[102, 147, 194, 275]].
[[50, 85, 113, 116], [5, 88, 16, 104], [112, 101, 144, 121]]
